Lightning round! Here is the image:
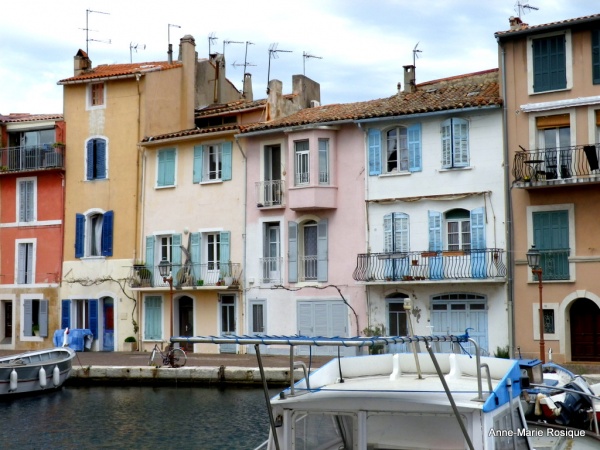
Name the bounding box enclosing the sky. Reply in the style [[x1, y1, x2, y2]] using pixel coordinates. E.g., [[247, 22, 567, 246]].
[[1, 0, 598, 114]]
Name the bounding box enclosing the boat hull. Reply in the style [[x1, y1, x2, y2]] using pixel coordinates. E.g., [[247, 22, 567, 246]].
[[0, 347, 76, 397]]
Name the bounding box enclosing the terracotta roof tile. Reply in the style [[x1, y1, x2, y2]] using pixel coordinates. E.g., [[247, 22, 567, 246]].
[[241, 69, 501, 133], [495, 13, 600, 38], [195, 98, 267, 117], [0, 113, 63, 123], [58, 61, 181, 84], [142, 124, 239, 143]]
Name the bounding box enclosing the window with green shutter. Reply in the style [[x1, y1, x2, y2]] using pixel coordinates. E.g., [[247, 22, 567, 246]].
[[157, 148, 176, 187], [593, 30, 600, 85], [532, 210, 570, 280], [144, 296, 163, 340], [533, 35, 567, 92]]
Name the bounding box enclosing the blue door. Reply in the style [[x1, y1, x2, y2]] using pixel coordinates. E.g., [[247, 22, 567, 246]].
[[102, 298, 114, 351]]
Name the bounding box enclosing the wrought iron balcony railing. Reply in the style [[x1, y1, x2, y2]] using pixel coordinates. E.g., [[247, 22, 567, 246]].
[[352, 249, 507, 282], [255, 180, 285, 207], [0, 144, 65, 173], [534, 249, 571, 281], [513, 144, 600, 184], [129, 262, 241, 288], [259, 257, 283, 284]]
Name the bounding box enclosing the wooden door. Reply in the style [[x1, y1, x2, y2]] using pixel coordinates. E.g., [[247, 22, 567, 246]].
[[571, 298, 600, 361]]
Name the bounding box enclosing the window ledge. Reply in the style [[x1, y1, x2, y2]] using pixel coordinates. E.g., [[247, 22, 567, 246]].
[[80, 256, 106, 261], [379, 171, 411, 178], [438, 166, 472, 173], [155, 184, 176, 190], [199, 180, 223, 185]]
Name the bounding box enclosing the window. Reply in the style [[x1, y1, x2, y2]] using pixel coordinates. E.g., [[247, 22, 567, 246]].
[[295, 140, 310, 185], [16, 241, 34, 284], [207, 233, 221, 271], [367, 125, 421, 176], [75, 210, 114, 258], [262, 223, 281, 283], [145, 234, 182, 283], [388, 299, 408, 336], [446, 209, 471, 251], [532, 210, 570, 280], [159, 235, 173, 263], [384, 213, 409, 253], [543, 309, 555, 334], [441, 118, 469, 168], [17, 178, 36, 222], [144, 296, 162, 340], [288, 219, 328, 283], [318, 139, 329, 184], [249, 300, 266, 334], [23, 298, 48, 338], [429, 208, 484, 252], [157, 148, 176, 187], [86, 138, 107, 180], [61, 299, 98, 339], [260, 145, 283, 206], [89, 82, 105, 107], [537, 116, 572, 180], [532, 34, 566, 92], [193, 142, 232, 183], [594, 30, 600, 85]]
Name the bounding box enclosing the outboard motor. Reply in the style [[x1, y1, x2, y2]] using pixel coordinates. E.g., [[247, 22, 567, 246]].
[[554, 377, 593, 429]]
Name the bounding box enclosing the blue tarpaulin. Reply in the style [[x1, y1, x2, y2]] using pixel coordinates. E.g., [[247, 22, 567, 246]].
[[53, 328, 93, 351]]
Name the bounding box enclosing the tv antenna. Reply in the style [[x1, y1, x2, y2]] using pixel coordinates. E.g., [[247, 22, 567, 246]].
[[515, 1, 539, 19], [267, 43, 292, 93], [223, 39, 243, 60], [208, 32, 218, 55], [412, 42, 422, 67], [167, 24, 181, 63], [83, 9, 111, 55], [130, 42, 146, 63], [303, 52, 322, 76]]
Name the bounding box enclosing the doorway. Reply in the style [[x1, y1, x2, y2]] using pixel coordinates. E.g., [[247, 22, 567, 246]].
[[102, 297, 114, 351], [219, 295, 236, 353], [2, 301, 12, 345], [570, 298, 600, 361], [179, 296, 194, 352]]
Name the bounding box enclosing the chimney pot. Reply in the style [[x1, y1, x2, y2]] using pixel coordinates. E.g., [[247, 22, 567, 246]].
[[403, 65, 416, 93]]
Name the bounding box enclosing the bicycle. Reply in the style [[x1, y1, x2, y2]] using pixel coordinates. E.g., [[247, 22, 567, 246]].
[[148, 343, 187, 368]]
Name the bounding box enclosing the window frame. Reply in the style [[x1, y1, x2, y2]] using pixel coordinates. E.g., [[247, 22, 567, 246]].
[[383, 212, 409, 253], [16, 177, 36, 223], [87, 82, 106, 109], [144, 295, 163, 341], [21, 295, 48, 339], [15, 239, 35, 285], [249, 299, 266, 334], [441, 118, 469, 169], [156, 148, 177, 188], [294, 140, 310, 186], [193, 142, 233, 183], [527, 30, 572, 94], [385, 126, 409, 173], [318, 138, 329, 185], [593, 30, 600, 85], [85, 137, 108, 180], [75, 209, 114, 258]]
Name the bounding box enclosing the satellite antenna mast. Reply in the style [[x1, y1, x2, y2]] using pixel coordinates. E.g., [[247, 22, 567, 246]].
[[168, 24, 181, 63], [83, 9, 110, 55], [208, 32, 218, 55], [515, 1, 539, 19], [302, 52, 322, 76], [223, 39, 243, 60], [267, 43, 292, 94], [130, 42, 146, 63], [232, 41, 256, 94], [412, 42, 422, 67]]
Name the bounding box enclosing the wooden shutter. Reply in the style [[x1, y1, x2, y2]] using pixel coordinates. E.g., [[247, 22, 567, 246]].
[[89, 299, 98, 339], [536, 114, 570, 129], [219, 231, 231, 267], [297, 302, 313, 335], [453, 119, 469, 167], [144, 296, 162, 340], [288, 221, 298, 283], [594, 30, 600, 85], [75, 214, 85, 258], [86, 140, 94, 180], [533, 35, 566, 92], [428, 210, 443, 280], [470, 207, 486, 279], [40, 300, 49, 337], [193, 145, 203, 183], [24, 299, 32, 336], [101, 210, 114, 256], [96, 139, 107, 179], [408, 123, 422, 172], [145, 235, 155, 279], [158, 149, 175, 186], [441, 119, 452, 168], [368, 129, 382, 176], [317, 219, 328, 282], [172, 233, 182, 266], [221, 142, 232, 181], [190, 232, 201, 280], [383, 214, 392, 252], [61, 299, 71, 329], [19, 180, 34, 222], [394, 213, 409, 252]]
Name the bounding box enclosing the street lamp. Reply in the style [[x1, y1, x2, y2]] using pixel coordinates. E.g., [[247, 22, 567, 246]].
[[158, 258, 174, 353], [526, 245, 545, 363]]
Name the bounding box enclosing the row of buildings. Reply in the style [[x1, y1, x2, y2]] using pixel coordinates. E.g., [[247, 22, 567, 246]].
[[1, 12, 600, 362]]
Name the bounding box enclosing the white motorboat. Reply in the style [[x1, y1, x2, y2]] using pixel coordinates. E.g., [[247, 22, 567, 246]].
[[174, 333, 600, 449]]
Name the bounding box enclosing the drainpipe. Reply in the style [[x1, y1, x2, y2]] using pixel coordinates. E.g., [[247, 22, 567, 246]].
[[135, 72, 144, 347], [358, 122, 370, 343], [234, 134, 247, 353], [498, 37, 516, 358]]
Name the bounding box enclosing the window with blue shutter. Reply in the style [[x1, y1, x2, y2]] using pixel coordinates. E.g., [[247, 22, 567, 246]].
[[101, 210, 114, 256], [89, 299, 98, 339], [317, 219, 328, 282], [428, 211, 443, 279], [288, 221, 298, 283], [157, 148, 176, 187], [144, 296, 162, 340], [593, 30, 600, 85], [18, 179, 35, 222], [61, 299, 71, 329], [219, 231, 231, 272], [145, 235, 155, 280], [86, 138, 107, 180], [75, 214, 85, 258], [193, 145, 203, 183], [470, 207, 486, 278], [368, 129, 382, 176], [190, 232, 201, 280], [533, 35, 567, 92], [383, 213, 410, 280], [221, 142, 232, 181], [441, 118, 469, 169], [407, 124, 422, 172], [75, 210, 114, 258]]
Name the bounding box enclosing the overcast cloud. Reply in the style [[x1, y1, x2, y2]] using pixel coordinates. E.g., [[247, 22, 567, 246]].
[[1, 0, 598, 114]]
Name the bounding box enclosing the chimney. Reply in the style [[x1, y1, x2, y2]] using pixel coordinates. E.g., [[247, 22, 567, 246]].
[[74, 49, 92, 76], [403, 65, 415, 93], [242, 73, 253, 101], [266, 79, 283, 121], [397, 82, 402, 95], [292, 74, 320, 108], [180, 35, 196, 129], [209, 53, 226, 104], [509, 16, 526, 30]]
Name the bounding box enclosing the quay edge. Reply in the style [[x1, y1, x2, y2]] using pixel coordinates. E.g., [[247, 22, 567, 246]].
[[67, 366, 311, 387]]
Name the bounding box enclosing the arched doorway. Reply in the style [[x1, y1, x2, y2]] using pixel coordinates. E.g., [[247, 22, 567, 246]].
[[102, 297, 114, 351], [570, 298, 600, 361], [178, 296, 194, 352]]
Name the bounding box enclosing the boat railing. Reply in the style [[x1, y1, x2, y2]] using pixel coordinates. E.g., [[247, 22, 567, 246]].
[[529, 381, 600, 436]]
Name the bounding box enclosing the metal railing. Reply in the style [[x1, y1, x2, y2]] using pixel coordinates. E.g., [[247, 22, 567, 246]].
[[259, 257, 283, 284], [0, 144, 65, 173], [255, 180, 285, 207], [535, 249, 571, 280], [300, 255, 318, 281], [352, 249, 507, 282], [129, 262, 241, 288], [513, 144, 600, 183]]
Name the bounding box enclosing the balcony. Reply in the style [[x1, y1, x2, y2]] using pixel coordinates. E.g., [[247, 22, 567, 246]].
[[255, 180, 285, 208], [352, 249, 507, 282], [0, 144, 65, 174], [535, 249, 570, 281], [259, 257, 283, 284], [129, 262, 241, 288], [513, 144, 600, 188]]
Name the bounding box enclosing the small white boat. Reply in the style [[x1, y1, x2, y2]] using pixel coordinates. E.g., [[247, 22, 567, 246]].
[[174, 333, 600, 449], [0, 347, 76, 397]]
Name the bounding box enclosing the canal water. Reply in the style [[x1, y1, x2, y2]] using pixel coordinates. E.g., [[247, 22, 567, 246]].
[[0, 385, 275, 449]]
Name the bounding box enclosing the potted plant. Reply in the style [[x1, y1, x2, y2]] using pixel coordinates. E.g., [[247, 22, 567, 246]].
[[124, 336, 137, 352], [32, 324, 40, 337], [197, 279, 204, 286], [137, 267, 152, 286]]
